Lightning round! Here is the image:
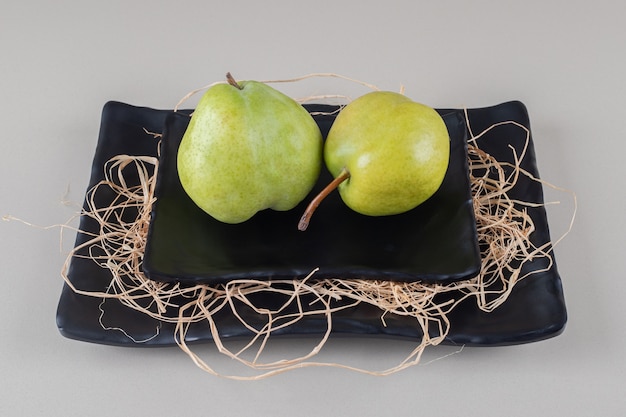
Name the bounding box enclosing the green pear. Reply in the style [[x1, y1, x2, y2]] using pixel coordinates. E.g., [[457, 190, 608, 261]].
[[299, 91, 450, 231], [178, 73, 323, 224]]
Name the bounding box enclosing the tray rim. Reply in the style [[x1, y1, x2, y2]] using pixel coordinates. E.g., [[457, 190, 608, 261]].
[[56, 99, 567, 348]]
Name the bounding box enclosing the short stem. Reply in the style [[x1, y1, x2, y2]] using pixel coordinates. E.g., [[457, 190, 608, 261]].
[[226, 72, 243, 89], [298, 167, 351, 231]]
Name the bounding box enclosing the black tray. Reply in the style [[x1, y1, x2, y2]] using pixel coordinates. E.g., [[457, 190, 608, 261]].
[[143, 106, 480, 284], [56, 100, 567, 347]]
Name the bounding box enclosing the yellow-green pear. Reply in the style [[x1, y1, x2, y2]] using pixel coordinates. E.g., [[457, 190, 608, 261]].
[[178, 73, 323, 224], [299, 91, 450, 231]]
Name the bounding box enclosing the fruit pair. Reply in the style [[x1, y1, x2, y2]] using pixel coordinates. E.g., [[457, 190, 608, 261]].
[[177, 74, 450, 230]]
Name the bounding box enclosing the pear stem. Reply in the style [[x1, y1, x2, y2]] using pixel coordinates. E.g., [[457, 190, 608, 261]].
[[226, 72, 243, 90], [298, 167, 351, 231]]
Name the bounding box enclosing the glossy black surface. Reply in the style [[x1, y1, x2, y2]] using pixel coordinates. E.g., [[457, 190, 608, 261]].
[[56, 100, 567, 347], [143, 106, 480, 284]]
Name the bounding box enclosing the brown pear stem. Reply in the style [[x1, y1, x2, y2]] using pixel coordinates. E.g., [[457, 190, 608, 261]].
[[226, 72, 243, 89], [298, 167, 351, 231]]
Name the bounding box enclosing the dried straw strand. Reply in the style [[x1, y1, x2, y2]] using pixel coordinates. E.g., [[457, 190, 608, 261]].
[[57, 109, 570, 379]]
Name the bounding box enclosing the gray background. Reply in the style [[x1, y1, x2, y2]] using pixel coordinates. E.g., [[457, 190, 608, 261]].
[[2, 0, 624, 415]]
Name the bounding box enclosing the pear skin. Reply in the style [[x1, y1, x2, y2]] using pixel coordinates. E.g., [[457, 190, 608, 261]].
[[324, 91, 450, 217], [177, 75, 323, 224]]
